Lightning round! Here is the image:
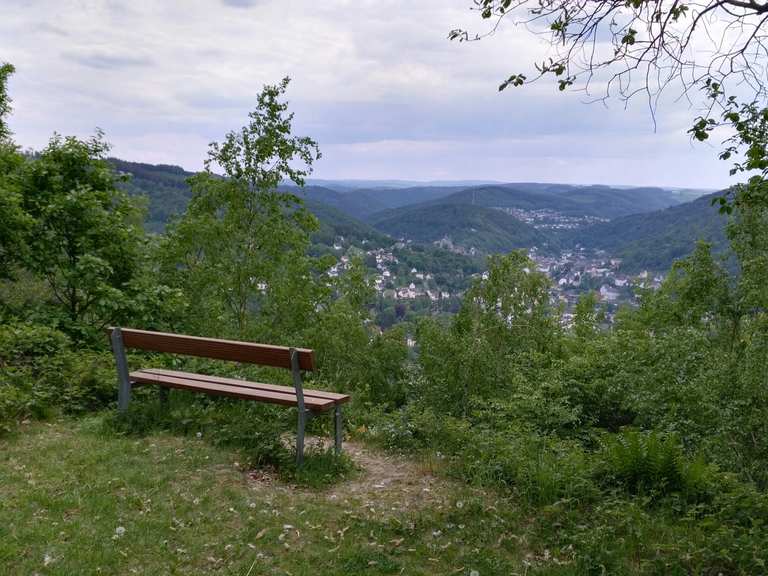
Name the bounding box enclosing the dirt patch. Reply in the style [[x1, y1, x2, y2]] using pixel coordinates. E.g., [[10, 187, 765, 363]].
[[247, 436, 455, 517], [323, 441, 454, 521]]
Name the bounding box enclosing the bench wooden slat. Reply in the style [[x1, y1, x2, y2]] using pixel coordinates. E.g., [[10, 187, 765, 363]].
[[138, 368, 350, 404], [129, 371, 335, 411], [111, 328, 315, 371]]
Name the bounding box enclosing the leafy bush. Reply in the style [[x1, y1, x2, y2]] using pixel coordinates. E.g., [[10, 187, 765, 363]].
[[0, 323, 115, 432], [598, 430, 714, 499]]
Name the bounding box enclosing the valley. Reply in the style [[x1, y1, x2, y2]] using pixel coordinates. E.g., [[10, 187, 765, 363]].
[[114, 158, 723, 326]]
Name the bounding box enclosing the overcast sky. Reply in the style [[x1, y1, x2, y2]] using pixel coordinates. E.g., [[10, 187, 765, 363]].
[[1, 0, 738, 188]]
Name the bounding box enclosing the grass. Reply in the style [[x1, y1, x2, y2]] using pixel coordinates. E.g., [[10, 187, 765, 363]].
[[0, 417, 530, 575], [2, 416, 763, 575]]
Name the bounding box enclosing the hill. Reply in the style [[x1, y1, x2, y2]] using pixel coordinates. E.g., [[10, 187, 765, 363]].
[[568, 193, 730, 271], [303, 199, 391, 248], [368, 202, 552, 254], [292, 185, 389, 219], [110, 158, 194, 231], [429, 183, 688, 219], [289, 184, 471, 219], [110, 159, 393, 248], [350, 185, 470, 212]]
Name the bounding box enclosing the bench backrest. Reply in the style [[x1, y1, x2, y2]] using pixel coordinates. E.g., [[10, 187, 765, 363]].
[[108, 328, 316, 371]]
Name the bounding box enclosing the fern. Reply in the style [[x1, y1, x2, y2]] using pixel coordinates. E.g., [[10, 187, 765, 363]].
[[600, 431, 707, 497]]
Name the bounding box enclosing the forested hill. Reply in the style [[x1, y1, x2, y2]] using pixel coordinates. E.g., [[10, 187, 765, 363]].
[[368, 202, 553, 254], [112, 157, 723, 270], [302, 199, 391, 249], [294, 185, 389, 219], [567, 192, 730, 271], [421, 183, 690, 219], [110, 159, 391, 246], [111, 158, 194, 231]]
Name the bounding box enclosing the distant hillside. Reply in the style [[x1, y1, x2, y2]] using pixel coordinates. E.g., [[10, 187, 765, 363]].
[[110, 159, 392, 247], [368, 203, 553, 254], [305, 178, 499, 190], [289, 184, 469, 219], [351, 186, 470, 212], [292, 185, 388, 219], [303, 199, 391, 248], [568, 193, 730, 271], [430, 183, 686, 219], [110, 158, 195, 231]]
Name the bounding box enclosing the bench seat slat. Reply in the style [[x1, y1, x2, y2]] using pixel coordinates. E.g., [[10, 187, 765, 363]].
[[129, 371, 337, 411], [138, 368, 350, 404]]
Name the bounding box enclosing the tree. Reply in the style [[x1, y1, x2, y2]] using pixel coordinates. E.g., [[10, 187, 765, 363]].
[[0, 63, 30, 279], [0, 62, 14, 142], [691, 86, 768, 210], [451, 0, 768, 106], [162, 77, 323, 339], [573, 291, 603, 340], [451, 1, 768, 207], [418, 251, 561, 417], [455, 250, 557, 354], [20, 132, 144, 333]]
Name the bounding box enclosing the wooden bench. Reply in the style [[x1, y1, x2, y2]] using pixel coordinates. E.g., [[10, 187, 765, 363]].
[[108, 327, 350, 465]]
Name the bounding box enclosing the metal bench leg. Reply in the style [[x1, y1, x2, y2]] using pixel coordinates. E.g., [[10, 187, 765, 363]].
[[111, 328, 132, 412], [159, 387, 169, 406], [296, 408, 306, 467], [334, 404, 343, 455], [291, 348, 307, 467]]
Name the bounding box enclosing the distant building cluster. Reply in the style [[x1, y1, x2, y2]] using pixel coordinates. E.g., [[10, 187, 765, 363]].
[[497, 207, 609, 230], [328, 232, 666, 330]]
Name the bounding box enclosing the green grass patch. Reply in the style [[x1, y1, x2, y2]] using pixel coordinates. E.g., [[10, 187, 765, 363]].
[[0, 418, 526, 575]]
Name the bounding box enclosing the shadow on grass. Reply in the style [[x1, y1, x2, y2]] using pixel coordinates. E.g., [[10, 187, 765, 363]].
[[100, 390, 357, 488]]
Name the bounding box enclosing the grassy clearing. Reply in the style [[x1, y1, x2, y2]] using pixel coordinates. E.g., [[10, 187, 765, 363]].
[[4, 417, 764, 575], [1, 418, 531, 575]]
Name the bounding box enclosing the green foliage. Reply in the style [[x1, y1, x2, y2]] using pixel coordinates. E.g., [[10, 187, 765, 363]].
[[0, 143, 29, 279], [0, 323, 115, 432], [598, 431, 713, 498], [0, 63, 30, 280], [572, 291, 602, 341], [17, 133, 147, 336], [161, 78, 323, 338], [416, 252, 563, 419], [692, 87, 768, 212], [568, 192, 729, 272], [369, 202, 551, 254], [0, 62, 14, 141]]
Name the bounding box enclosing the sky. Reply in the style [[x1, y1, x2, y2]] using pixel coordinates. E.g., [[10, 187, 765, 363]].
[[0, 0, 740, 188]]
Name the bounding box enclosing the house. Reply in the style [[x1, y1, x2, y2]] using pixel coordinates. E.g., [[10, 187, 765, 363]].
[[599, 284, 620, 302]]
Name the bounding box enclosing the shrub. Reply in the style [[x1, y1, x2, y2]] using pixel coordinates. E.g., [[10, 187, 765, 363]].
[[598, 430, 714, 499], [0, 322, 115, 432]]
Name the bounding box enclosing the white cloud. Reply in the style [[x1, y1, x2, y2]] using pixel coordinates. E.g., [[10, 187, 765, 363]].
[[0, 0, 736, 187]]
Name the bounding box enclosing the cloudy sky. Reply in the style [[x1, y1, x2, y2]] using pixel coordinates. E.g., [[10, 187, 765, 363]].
[[1, 0, 738, 188]]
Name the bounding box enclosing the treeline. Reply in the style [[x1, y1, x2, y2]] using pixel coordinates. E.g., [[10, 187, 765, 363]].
[[2, 63, 768, 572]]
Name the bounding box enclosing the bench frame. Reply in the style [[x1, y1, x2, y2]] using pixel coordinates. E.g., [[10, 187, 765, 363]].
[[109, 327, 345, 466]]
